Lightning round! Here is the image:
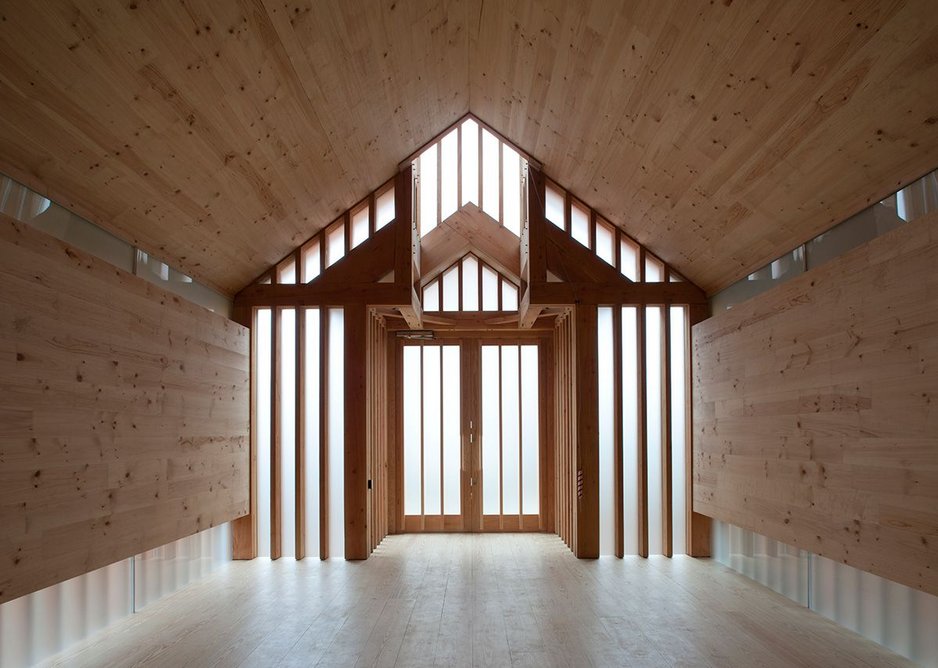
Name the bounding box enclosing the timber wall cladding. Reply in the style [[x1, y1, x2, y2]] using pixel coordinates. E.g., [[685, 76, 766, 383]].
[[0, 215, 249, 604], [693, 212, 938, 596]]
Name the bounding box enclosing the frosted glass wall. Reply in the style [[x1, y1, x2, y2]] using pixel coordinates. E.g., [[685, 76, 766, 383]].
[[304, 309, 322, 557], [669, 307, 687, 555], [280, 308, 297, 557], [645, 307, 663, 555], [598, 307, 616, 555], [0, 524, 230, 668], [256, 309, 273, 558], [327, 308, 345, 558], [622, 308, 640, 555], [713, 520, 938, 666]]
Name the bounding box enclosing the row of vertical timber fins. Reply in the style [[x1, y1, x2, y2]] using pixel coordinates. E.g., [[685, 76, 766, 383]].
[[233, 151, 709, 559]]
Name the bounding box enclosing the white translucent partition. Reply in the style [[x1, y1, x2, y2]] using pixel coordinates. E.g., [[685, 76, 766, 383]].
[[441, 130, 458, 220], [481, 265, 499, 311], [422, 346, 442, 515], [326, 223, 345, 267], [303, 240, 321, 282], [403, 346, 423, 515], [461, 118, 479, 206], [419, 144, 438, 236], [570, 202, 590, 248], [280, 308, 297, 557], [0, 558, 132, 668], [645, 307, 663, 554], [713, 519, 938, 666], [481, 129, 500, 220], [520, 345, 540, 515], [620, 238, 640, 282], [595, 222, 614, 266], [423, 280, 440, 311], [597, 307, 615, 555], [502, 144, 522, 235], [500, 346, 521, 515], [375, 187, 395, 231], [256, 308, 273, 557], [350, 206, 369, 249], [442, 266, 459, 311], [304, 308, 322, 557], [134, 524, 231, 610], [621, 307, 640, 554], [501, 281, 518, 311], [669, 307, 687, 554], [327, 308, 345, 557], [481, 345, 501, 514], [442, 346, 461, 514], [545, 183, 565, 229], [462, 256, 479, 310]]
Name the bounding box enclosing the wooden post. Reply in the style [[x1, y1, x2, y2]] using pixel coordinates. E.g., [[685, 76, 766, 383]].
[[574, 304, 599, 558], [231, 303, 256, 559], [344, 305, 369, 559], [687, 303, 712, 557]]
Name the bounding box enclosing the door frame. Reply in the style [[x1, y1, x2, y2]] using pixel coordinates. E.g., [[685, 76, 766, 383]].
[[390, 331, 554, 533]]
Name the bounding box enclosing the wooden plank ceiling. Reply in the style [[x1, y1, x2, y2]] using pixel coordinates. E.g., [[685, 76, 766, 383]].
[[0, 1, 936, 296]]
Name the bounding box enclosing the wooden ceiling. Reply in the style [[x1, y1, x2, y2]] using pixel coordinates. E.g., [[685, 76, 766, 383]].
[[1, 1, 936, 296]]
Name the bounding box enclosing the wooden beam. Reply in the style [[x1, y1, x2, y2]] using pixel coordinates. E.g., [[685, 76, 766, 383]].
[[344, 305, 369, 559], [395, 165, 415, 285], [574, 304, 599, 558], [527, 168, 547, 285], [398, 287, 423, 328], [236, 282, 411, 309], [307, 223, 396, 288], [528, 280, 706, 306]]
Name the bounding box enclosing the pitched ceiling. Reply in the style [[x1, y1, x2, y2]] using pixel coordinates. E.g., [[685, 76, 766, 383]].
[[1, 1, 936, 296]]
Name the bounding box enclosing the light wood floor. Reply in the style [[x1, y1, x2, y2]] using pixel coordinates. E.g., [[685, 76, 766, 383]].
[[48, 534, 910, 667]]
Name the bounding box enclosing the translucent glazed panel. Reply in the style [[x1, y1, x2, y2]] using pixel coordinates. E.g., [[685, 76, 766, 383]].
[[620, 237, 640, 281], [278, 258, 296, 284], [570, 202, 590, 248], [403, 346, 422, 515], [482, 129, 500, 221], [462, 255, 479, 310], [646, 307, 663, 554], [645, 255, 664, 282], [375, 186, 395, 230], [304, 309, 321, 556], [482, 265, 499, 311], [256, 309, 272, 557], [502, 144, 521, 235], [669, 307, 686, 555], [442, 266, 459, 311], [326, 223, 345, 267], [350, 206, 369, 250], [423, 280, 440, 312], [441, 129, 459, 220], [280, 308, 296, 557], [422, 346, 442, 515], [598, 307, 615, 555], [327, 309, 344, 557], [442, 346, 461, 514], [520, 345, 540, 515], [622, 307, 639, 554], [302, 240, 321, 282], [461, 118, 479, 206], [545, 183, 565, 229], [501, 281, 518, 311], [500, 346, 521, 515], [710, 246, 804, 311], [419, 145, 438, 236], [595, 221, 615, 265], [481, 345, 501, 514]]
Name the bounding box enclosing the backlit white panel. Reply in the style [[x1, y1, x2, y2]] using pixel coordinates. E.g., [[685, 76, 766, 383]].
[[520, 345, 540, 515], [327, 309, 344, 558], [442, 346, 461, 515], [403, 346, 422, 515], [481, 345, 501, 514], [256, 309, 272, 558], [422, 346, 442, 515], [598, 307, 615, 555]]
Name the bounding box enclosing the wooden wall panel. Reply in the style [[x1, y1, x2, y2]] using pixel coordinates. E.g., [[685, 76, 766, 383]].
[[693, 213, 938, 595], [0, 216, 249, 605]]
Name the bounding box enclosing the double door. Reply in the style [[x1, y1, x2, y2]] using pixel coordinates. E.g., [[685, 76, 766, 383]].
[[400, 339, 543, 532]]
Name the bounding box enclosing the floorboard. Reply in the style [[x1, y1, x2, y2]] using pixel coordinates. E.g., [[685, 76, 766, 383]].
[[46, 534, 912, 667]]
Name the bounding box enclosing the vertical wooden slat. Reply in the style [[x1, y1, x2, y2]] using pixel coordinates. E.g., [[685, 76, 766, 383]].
[[344, 305, 369, 559], [613, 306, 624, 558], [271, 308, 282, 560], [574, 304, 599, 558], [637, 305, 648, 558], [231, 304, 256, 559], [295, 308, 306, 560], [662, 306, 673, 558], [687, 303, 712, 557], [320, 309, 329, 560]]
